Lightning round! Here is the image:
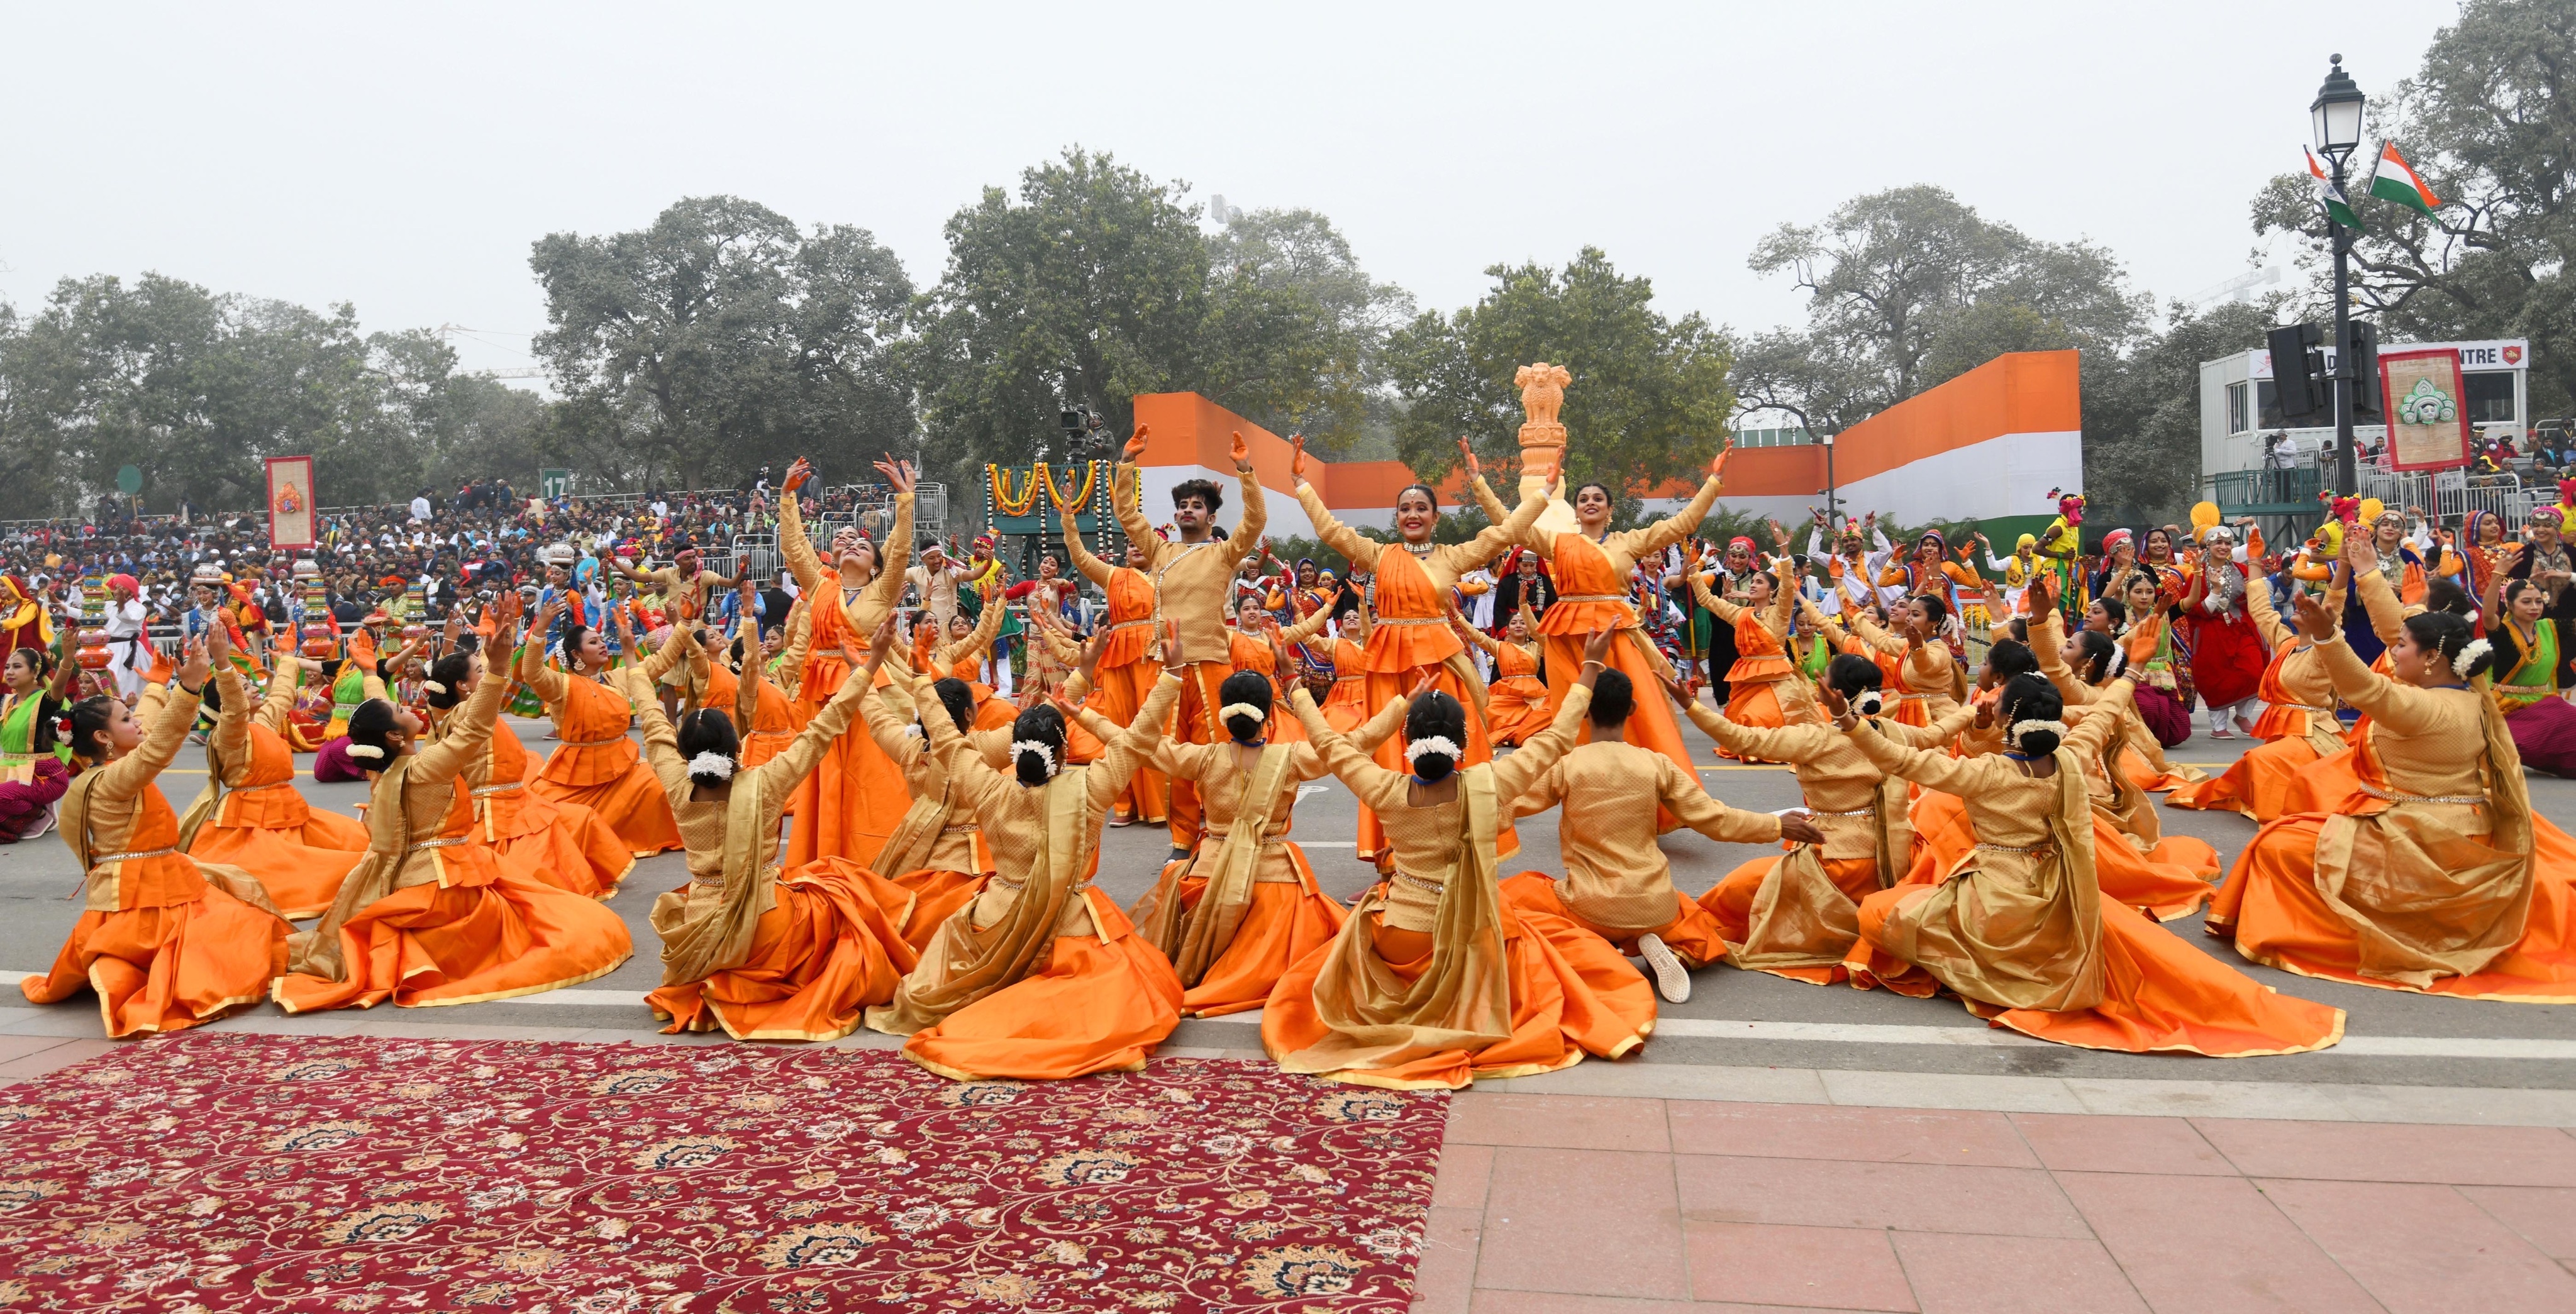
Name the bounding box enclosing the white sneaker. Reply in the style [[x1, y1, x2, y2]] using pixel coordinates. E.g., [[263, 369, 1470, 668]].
[[1636, 932, 1691, 1004]]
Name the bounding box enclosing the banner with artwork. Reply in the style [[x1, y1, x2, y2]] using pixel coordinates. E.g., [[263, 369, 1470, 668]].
[[2379, 349, 2473, 472], [266, 455, 316, 549]]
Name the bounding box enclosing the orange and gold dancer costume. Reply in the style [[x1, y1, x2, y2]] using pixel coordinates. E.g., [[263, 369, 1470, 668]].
[[1692, 557, 1801, 754], [2167, 573, 2350, 820], [1296, 438, 1548, 861], [2028, 587, 2216, 873], [1265, 635, 1655, 1090], [1676, 661, 1979, 985], [1125, 639, 1362, 1018], [684, 580, 814, 773], [861, 666, 1002, 954], [2216, 553, 2576, 1003], [1815, 593, 1966, 729], [638, 618, 921, 1041], [1108, 429, 1265, 851], [274, 602, 634, 1013], [1062, 497, 1167, 825], [774, 456, 918, 868], [26, 633, 291, 1036], [1471, 439, 1724, 789], [524, 600, 685, 858], [1450, 603, 1550, 746], [179, 651, 370, 919], [1501, 666, 1806, 1003], [1840, 674, 2346, 1056], [864, 657, 1185, 1081], [1280, 594, 1373, 734]]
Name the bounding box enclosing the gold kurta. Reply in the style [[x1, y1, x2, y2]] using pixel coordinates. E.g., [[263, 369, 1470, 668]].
[[1843, 681, 2133, 1010], [859, 679, 990, 879], [1509, 739, 1782, 934], [1111, 462, 1266, 661], [2031, 607, 2198, 841], [2247, 575, 2348, 757]]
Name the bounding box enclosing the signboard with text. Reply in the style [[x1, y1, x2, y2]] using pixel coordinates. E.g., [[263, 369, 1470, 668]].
[[2380, 350, 2475, 472], [539, 468, 574, 499], [265, 456, 316, 549]]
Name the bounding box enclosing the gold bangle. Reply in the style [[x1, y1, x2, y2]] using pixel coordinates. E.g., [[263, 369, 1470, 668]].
[[1581, 660, 1606, 670]]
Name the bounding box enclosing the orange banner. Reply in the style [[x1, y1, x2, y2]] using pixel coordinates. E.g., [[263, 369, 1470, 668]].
[[266, 456, 316, 549]]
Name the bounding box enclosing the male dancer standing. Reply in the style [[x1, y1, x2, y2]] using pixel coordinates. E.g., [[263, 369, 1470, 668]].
[[1111, 425, 1264, 856]]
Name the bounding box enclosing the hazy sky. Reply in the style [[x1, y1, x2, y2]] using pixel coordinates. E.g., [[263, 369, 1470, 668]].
[[4, 2, 2458, 383]]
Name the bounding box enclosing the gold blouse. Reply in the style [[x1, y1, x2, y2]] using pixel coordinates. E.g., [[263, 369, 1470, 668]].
[[1510, 738, 1782, 932], [1111, 462, 1265, 662], [1681, 697, 1977, 863]]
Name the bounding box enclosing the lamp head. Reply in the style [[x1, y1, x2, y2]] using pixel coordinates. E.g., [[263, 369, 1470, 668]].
[[2311, 55, 2365, 158]]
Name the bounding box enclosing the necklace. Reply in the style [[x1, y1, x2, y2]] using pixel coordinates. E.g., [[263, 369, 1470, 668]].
[[1401, 541, 1434, 558]]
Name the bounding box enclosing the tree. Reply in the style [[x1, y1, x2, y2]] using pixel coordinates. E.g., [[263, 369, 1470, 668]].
[[2083, 300, 2275, 526], [530, 196, 914, 492], [2252, 0, 2576, 417], [1736, 185, 2150, 436], [1202, 208, 1414, 452], [1384, 247, 1734, 505]]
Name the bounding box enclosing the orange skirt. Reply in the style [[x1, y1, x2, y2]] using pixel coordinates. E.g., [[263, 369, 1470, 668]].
[[1151, 844, 1352, 1017], [646, 858, 921, 1042], [2166, 733, 2333, 822], [1507, 871, 1729, 968], [2214, 813, 2576, 1002], [2120, 743, 2197, 793], [1355, 666, 1513, 861], [274, 867, 634, 1013], [2279, 744, 2367, 817], [1320, 678, 1370, 734], [785, 690, 913, 869], [531, 763, 681, 858], [491, 799, 636, 900], [901, 890, 1183, 1081], [1259, 891, 1656, 1091], [187, 815, 369, 920], [1716, 680, 1789, 761], [1851, 883, 2344, 1054], [1699, 851, 1884, 984], [887, 868, 989, 955], [1907, 790, 2216, 920], [1089, 660, 1170, 824], [23, 890, 289, 1037], [1485, 675, 1553, 748]]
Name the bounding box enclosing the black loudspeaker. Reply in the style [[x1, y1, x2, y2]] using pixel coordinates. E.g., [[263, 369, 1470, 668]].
[[2268, 324, 2327, 422], [2345, 321, 2382, 419]]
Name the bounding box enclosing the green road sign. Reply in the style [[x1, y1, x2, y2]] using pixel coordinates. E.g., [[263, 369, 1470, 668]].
[[539, 468, 573, 499], [116, 465, 142, 495]]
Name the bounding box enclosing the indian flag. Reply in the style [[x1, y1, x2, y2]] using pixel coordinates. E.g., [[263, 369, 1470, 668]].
[[2307, 148, 2363, 231], [2368, 141, 2442, 216]]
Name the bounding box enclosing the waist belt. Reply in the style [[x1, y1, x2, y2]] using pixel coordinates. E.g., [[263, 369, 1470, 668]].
[[229, 778, 297, 793], [1391, 868, 1446, 897], [469, 780, 524, 798], [2494, 684, 2551, 697], [91, 846, 176, 868], [405, 836, 472, 854], [748, 727, 795, 740], [1106, 619, 1154, 631], [2359, 785, 2485, 806], [1374, 616, 1446, 627], [559, 735, 627, 748], [1808, 806, 1875, 819], [940, 823, 980, 836], [1974, 840, 2053, 855], [1895, 692, 1935, 702]]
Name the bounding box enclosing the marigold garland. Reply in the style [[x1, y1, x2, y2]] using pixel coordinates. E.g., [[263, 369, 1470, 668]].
[[988, 464, 1040, 517], [1043, 460, 1097, 512]]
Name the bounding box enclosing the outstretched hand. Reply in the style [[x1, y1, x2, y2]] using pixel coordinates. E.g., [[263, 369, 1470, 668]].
[[1123, 425, 1152, 462], [1289, 434, 1307, 482], [177, 635, 211, 692], [1711, 439, 1733, 483], [1816, 683, 1851, 721], [783, 458, 814, 494], [1658, 673, 1695, 708], [2290, 590, 2339, 643], [1231, 430, 1252, 472], [1581, 629, 1614, 666], [1457, 436, 1481, 480]]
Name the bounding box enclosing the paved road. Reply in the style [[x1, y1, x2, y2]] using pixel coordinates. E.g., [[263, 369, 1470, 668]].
[[6, 707, 2573, 1097]]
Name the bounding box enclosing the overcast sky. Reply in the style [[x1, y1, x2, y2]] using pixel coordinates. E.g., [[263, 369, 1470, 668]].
[[3, 2, 2458, 383]]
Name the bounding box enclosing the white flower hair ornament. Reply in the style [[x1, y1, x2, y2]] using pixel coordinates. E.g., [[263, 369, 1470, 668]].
[[1403, 735, 1463, 765], [419, 680, 447, 694], [1011, 739, 1058, 777], [1851, 690, 1885, 717], [1219, 702, 1268, 724], [687, 751, 736, 781], [2453, 638, 2493, 680], [2008, 719, 2060, 751], [346, 744, 385, 760], [2106, 643, 2129, 680]]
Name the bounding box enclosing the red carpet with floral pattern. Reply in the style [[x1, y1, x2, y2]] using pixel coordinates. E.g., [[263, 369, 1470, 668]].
[[0, 1032, 1446, 1311]]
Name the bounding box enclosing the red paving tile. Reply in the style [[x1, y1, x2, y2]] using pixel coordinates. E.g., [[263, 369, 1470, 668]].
[[1675, 1154, 2091, 1239], [2192, 1118, 2576, 1187], [1477, 1147, 1689, 1300], [0, 1037, 117, 1081], [1411, 1205, 1482, 1314], [1433, 1142, 1496, 1209], [2054, 1172, 2385, 1313], [2010, 1112, 2236, 1176], [1467, 1295, 1887, 1313], [2256, 1178, 2576, 1314], [2458, 1185, 2576, 1259], [1668, 1101, 2037, 1168], [1447, 1092, 1672, 1152], [1889, 1233, 2148, 1314], [0, 1034, 80, 1064], [1685, 1222, 1918, 1311]]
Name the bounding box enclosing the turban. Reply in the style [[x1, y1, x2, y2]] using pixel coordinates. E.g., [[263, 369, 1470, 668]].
[[1728, 537, 1757, 554], [2102, 528, 2133, 553], [2014, 533, 2036, 552]]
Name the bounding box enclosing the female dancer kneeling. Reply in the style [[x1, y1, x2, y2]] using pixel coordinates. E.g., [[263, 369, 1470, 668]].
[[25, 631, 291, 1035], [1834, 671, 2345, 1055], [1125, 645, 1360, 1018], [275, 605, 634, 1013], [640, 617, 920, 1041], [859, 668, 999, 954], [179, 649, 370, 919], [525, 596, 686, 858], [1266, 631, 1659, 1090], [863, 629, 1185, 1080]]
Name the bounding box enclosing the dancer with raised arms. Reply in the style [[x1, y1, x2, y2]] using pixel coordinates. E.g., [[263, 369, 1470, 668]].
[[524, 593, 686, 858], [775, 455, 917, 868], [1062, 491, 1168, 827], [177, 642, 370, 919]]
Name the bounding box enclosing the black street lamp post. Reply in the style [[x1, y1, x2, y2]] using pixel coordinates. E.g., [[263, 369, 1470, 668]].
[[2312, 55, 2367, 494]]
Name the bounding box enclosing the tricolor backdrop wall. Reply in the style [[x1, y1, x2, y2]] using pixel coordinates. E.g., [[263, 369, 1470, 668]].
[[1125, 350, 2082, 544]]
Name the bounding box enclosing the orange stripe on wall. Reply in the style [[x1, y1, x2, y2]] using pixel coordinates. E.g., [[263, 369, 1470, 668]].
[[1829, 350, 2081, 483]]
